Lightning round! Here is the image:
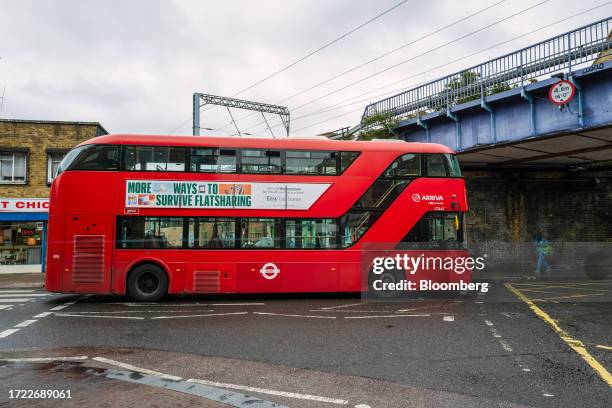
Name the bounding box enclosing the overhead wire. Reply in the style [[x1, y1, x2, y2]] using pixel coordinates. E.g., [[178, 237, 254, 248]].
[[167, 0, 413, 134], [243, 0, 552, 134], [265, 2, 612, 134]]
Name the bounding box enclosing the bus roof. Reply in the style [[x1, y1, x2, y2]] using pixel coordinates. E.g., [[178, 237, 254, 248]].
[[81, 134, 455, 154]]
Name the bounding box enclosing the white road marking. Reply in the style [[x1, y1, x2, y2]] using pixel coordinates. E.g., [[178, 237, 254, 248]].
[[320, 302, 362, 310], [484, 320, 494, 326], [54, 313, 145, 320], [499, 340, 513, 352], [0, 290, 35, 293], [443, 315, 455, 322], [92, 357, 182, 380], [1, 356, 89, 362], [0, 293, 49, 297], [115, 302, 264, 307], [14, 320, 37, 328], [0, 329, 20, 338], [312, 310, 396, 313], [344, 314, 430, 319], [0, 299, 31, 303], [253, 312, 336, 319], [151, 312, 248, 319], [0, 305, 12, 310], [354, 405, 371, 408], [543, 393, 554, 397], [187, 378, 349, 405], [33, 312, 52, 318], [58, 310, 215, 314], [50, 302, 76, 311]]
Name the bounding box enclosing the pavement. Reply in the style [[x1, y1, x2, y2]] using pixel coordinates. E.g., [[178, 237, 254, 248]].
[[0, 276, 610, 407]]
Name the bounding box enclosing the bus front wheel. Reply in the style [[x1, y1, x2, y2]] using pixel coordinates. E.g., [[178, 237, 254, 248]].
[[127, 264, 168, 302]]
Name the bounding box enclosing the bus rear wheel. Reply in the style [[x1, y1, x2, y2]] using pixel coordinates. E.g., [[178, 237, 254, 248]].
[[127, 264, 168, 302]]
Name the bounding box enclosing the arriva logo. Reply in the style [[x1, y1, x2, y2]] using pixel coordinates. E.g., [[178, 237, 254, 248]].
[[260, 263, 280, 280], [413, 194, 444, 201]]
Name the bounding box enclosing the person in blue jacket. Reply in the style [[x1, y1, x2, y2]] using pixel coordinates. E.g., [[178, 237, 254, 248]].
[[533, 232, 552, 277]]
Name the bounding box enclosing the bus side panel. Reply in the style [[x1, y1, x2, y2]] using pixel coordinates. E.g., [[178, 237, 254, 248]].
[[62, 214, 113, 294], [283, 262, 339, 292]]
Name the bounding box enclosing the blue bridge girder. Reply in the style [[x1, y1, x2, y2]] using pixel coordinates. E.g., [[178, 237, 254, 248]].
[[360, 17, 612, 168]]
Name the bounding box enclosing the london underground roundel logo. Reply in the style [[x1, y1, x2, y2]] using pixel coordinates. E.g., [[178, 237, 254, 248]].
[[548, 80, 575, 106], [412, 193, 421, 202], [260, 263, 280, 280]]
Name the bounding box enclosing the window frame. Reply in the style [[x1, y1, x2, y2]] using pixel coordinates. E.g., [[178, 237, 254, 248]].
[[0, 150, 28, 185], [46, 150, 68, 184]]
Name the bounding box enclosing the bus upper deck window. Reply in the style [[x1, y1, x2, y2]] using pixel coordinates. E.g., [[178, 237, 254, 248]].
[[69, 145, 119, 171], [425, 154, 448, 177], [190, 148, 236, 173], [240, 150, 281, 174], [445, 154, 462, 177], [385, 153, 421, 178], [124, 146, 185, 172]]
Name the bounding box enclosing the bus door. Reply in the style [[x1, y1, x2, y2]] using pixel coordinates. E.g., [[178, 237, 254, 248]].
[[63, 215, 113, 293]]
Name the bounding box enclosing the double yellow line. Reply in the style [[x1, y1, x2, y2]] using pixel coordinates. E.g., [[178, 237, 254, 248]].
[[505, 283, 612, 387]]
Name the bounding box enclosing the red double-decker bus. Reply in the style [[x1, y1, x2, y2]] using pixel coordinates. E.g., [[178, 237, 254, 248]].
[[45, 135, 470, 301]]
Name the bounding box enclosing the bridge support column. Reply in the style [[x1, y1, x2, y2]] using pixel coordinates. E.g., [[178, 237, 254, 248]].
[[520, 88, 536, 137], [446, 109, 461, 151], [480, 100, 496, 144], [416, 115, 430, 142], [570, 76, 585, 128]]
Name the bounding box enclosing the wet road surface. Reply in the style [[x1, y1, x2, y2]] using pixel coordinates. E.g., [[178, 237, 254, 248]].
[[0, 280, 610, 407]]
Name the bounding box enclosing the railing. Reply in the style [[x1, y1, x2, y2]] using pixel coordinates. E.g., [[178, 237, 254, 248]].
[[361, 17, 612, 124]]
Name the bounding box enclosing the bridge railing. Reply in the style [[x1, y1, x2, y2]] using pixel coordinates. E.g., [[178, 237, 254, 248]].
[[362, 17, 611, 124]]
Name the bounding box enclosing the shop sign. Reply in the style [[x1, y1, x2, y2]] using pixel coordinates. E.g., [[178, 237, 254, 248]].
[[0, 198, 49, 212]]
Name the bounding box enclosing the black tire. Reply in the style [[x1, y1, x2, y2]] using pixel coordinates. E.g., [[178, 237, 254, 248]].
[[127, 264, 168, 302], [368, 269, 404, 299], [584, 251, 612, 280]]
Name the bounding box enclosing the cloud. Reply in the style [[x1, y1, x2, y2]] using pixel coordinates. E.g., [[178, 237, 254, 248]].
[[0, 0, 609, 136]]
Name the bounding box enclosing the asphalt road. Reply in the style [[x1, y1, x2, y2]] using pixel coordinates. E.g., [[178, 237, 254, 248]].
[[0, 280, 610, 408]]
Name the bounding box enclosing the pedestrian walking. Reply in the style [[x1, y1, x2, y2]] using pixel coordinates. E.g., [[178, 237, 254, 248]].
[[533, 232, 552, 277]]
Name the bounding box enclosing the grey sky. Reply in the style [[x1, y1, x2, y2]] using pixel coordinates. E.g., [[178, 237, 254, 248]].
[[0, 0, 609, 136]]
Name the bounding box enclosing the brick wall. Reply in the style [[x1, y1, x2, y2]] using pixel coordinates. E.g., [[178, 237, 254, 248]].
[[0, 120, 105, 198], [465, 170, 612, 243]]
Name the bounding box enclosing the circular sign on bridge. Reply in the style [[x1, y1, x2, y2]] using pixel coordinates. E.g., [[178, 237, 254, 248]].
[[548, 80, 576, 106]]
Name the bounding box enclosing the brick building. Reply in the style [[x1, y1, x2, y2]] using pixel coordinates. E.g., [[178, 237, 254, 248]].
[[0, 119, 107, 272]]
